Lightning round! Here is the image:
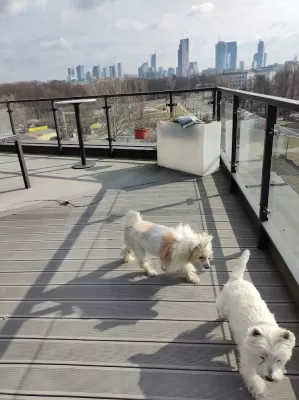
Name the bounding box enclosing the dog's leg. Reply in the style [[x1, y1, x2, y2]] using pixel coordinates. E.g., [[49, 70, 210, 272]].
[[216, 293, 226, 320], [133, 245, 158, 277], [121, 246, 135, 263], [182, 262, 200, 284], [240, 360, 266, 400]]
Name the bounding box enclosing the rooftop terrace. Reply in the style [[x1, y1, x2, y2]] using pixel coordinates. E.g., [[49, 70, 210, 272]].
[[0, 86, 299, 399], [0, 153, 298, 399]]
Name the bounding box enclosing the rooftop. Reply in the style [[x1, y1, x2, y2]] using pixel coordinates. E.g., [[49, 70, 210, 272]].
[[0, 85, 299, 399], [0, 153, 298, 399]]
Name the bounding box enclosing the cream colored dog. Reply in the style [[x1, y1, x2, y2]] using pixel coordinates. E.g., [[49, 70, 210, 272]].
[[216, 250, 296, 400], [121, 210, 213, 284]]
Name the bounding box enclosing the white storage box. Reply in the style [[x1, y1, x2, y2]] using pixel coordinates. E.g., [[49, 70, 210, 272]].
[[157, 121, 221, 176]]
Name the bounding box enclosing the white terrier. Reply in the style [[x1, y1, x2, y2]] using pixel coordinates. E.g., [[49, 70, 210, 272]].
[[216, 250, 296, 400], [121, 210, 213, 284]]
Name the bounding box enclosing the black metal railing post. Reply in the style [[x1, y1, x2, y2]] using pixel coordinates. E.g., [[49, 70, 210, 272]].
[[74, 103, 85, 165], [230, 95, 240, 192], [103, 96, 113, 157], [212, 88, 217, 120], [216, 90, 222, 121], [51, 100, 63, 155], [7, 102, 30, 188], [166, 91, 177, 119], [257, 104, 277, 249]]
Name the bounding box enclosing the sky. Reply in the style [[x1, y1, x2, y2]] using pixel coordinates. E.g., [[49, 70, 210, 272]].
[[0, 0, 299, 83]]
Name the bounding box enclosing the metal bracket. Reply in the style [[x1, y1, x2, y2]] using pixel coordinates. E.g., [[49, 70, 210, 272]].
[[270, 126, 280, 136], [264, 207, 271, 215], [166, 103, 177, 107]]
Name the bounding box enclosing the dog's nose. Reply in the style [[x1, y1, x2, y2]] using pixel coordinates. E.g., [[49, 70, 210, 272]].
[[265, 376, 274, 382]]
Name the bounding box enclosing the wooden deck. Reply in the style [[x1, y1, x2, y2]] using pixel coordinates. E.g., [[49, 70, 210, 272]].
[[0, 159, 298, 399]]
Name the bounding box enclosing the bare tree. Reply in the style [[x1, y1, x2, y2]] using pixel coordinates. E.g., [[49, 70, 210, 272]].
[[84, 78, 149, 137], [253, 75, 271, 94]]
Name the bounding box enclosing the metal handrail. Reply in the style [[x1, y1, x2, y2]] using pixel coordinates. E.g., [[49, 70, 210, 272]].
[[2, 84, 299, 252], [0, 87, 215, 105], [218, 87, 299, 112]]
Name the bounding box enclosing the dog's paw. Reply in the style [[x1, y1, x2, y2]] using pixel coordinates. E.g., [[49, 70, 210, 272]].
[[186, 273, 200, 284], [124, 254, 135, 263], [147, 269, 158, 277], [247, 379, 266, 400], [141, 261, 158, 277], [121, 247, 135, 263]]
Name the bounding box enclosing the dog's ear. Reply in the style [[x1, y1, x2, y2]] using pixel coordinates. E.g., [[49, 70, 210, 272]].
[[279, 330, 296, 345], [248, 327, 262, 337], [197, 233, 213, 248]]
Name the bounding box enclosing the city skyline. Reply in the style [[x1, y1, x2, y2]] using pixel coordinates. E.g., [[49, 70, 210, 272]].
[[72, 36, 274, 83], [0, 0, 299, 82], [68, 62, 123, 81]]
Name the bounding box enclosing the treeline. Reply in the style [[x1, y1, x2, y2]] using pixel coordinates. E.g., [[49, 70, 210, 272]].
[[0, 75, 221, 102], [0, 65, 298, 102]]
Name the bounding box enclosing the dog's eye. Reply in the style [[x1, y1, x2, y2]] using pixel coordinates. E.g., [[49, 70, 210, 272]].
[[260, 356, 265, 361], [277, 359, 281, 363]]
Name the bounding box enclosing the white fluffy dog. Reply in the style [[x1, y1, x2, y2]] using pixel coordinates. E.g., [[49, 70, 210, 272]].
[[216, 250, 296, 400], [121, 210, 213, 284]]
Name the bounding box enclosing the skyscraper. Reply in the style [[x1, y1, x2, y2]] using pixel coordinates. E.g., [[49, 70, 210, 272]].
[[215, 41, 227, 71], [188, 62, 199, 76], [167, 67, 175, 77], [227, 41, 237, 70], [151, 53, 157, 73], [86, 71, 92, 81], [67, 68, 75, 81], [257, 40, 265, 67], [239, 61, 245, 71], [117, 62, 123, 78], [102, 67, 109, 78], [109, 65, 116, 78], [177, 38, 189, 77], [263, 53, 267, 67], [138, 62, 149, 78], [253, 40, 266, 68], [76, 65, 85, 81], [92, 65, 101, 79]]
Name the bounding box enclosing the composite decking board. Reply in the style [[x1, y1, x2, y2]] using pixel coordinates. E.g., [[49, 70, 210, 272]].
[[18, 199, 245, 211], [0, 270, 283, 286], [0, 237, 258, 250], [0, 339, 239, 372], [0, 301, 298, 322], [0, 365, 297, 400], [0, 220, 257, 233], [0, 258, 277, 272], [0, 214, 252, 224], [0, 318, 298, 345], [0, 397, 113, 400], [0, 285, 291, 303], [0, 230, 259, 241], [4, 204, 246, 216], [0, 338, 299, 374], [0, 248, 269, 260], [0, 160, 298, 400], [0, 319, 233, 343], [1, 339, 299, 375], [0, 231, 257, 247]]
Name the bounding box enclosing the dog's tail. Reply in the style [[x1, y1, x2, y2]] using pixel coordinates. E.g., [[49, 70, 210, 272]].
[[123, 210, 142, 229], [229, 249, 250, 281]]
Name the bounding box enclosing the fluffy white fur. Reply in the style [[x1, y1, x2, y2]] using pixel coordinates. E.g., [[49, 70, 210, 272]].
[[121, 210, 213, 284], [216, 250, 296, 400]]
